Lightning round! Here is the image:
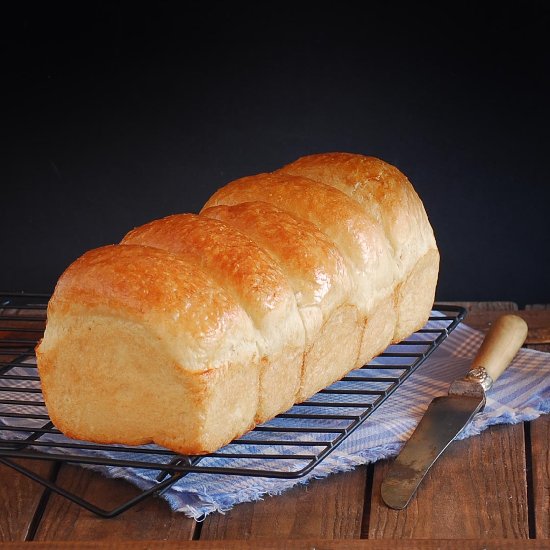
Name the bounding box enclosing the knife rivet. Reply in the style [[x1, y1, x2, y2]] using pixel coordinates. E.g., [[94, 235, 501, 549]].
[[465, 366, 493, 391]]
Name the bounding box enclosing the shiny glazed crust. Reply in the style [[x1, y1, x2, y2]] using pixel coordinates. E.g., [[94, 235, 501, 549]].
[[36, 152, 439, 454], [278, 152, 439, 340]]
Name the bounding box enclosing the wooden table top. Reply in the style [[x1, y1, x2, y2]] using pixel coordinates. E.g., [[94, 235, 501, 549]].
[[1, 301, 549, 549]]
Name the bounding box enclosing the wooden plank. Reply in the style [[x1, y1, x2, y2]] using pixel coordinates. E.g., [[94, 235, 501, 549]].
[[463, 310, 550, 344], [200, 467, 367, 540], [0, 307, 44, 367], [441, 301, 519, 311], [33, 464, 196, 541], [0, 459, 55, 542], [531, 404, 550, 539], [442, 301, 518, 312], [0, 307, 46, 342], [1, 538, 550, 549], [368, 422, 529, 538], [525, 336, 550, 539]]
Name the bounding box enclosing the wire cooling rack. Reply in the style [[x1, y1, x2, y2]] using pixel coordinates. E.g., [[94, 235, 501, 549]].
[[0, 291, 465, 517]]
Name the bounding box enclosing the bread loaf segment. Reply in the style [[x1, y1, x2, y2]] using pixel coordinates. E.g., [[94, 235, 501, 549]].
[[279, 153, 436, 274], [201, 202, 351, 337], [36, 244, 261, 453], [278, 153, 439, 341], [202, 172, 398, 313], [121, 213, 305, 422], [202, 201, 362, 398], [201, 172, 402, 378], [36, 152, 439, 455]]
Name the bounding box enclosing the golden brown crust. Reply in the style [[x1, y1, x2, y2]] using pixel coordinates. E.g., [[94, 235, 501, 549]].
[[121, 213, 304, 352], [277, 152, 439, 340], [122, 214, 290, 316], [201, 201, 350, 315], [202, 172, 398, 311], [51, 244, 234, 331], [278, 152, 437, 275], [47, 244, 258, 372]]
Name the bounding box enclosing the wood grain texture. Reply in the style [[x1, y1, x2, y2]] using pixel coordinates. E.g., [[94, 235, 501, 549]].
[[200, 467, 367, 540], [526, 339, 550, 540], [368, 422, 529, 539], [532, 415, 550, 539], [0, 308, 45, 342], [443, 301, 519, 312], [33, 464, 196, 541], [463, 310, 550, 344], [2, 538, 550, 549], [0, 459, 54, 542]]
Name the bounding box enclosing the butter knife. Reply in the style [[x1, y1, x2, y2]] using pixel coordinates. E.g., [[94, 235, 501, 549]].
[[381, 314, 528, 510]]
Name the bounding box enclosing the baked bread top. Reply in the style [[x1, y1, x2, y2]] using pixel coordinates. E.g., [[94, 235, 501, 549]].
[[122, 213, 304, 354], [278, 152, 437, 276], [44, 243, 259, 373]]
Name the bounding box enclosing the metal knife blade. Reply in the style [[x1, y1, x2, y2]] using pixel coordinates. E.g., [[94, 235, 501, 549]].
[[381, 314, 528, 510]]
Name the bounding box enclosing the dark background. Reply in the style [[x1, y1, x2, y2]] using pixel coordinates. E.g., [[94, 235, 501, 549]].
[[3, 1, 549, 305]]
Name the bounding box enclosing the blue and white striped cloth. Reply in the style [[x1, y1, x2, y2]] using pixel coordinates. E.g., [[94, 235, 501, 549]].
[[2, 317, 549, 519]]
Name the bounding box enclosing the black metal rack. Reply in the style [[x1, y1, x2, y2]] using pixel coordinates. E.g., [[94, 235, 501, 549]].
[[0, 291, 466, 517]]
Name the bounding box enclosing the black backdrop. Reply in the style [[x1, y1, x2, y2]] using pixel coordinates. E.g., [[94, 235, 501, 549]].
[[3, 1, 550, 306]]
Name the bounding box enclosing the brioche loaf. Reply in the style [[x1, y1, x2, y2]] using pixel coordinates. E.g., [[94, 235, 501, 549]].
[[36, 152, 439, 454]]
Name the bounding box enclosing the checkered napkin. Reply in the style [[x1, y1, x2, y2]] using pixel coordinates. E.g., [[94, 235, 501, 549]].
[[1, 315, 549, 519]]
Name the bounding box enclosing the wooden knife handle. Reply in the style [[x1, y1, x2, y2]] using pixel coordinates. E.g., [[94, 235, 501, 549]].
[[470, 314, 528, 383]]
